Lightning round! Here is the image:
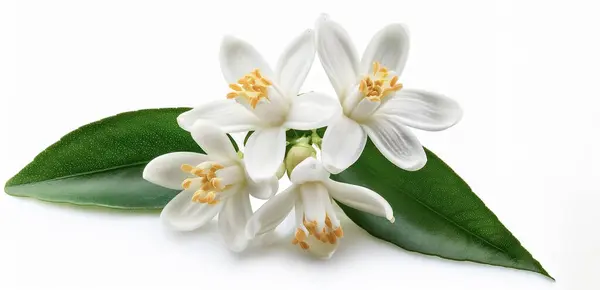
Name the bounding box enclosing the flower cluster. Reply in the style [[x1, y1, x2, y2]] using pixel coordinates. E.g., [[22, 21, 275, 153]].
[[143, 14, 462, 258]]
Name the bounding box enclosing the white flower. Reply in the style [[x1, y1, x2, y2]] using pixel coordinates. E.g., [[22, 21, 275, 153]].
[[246, 157, 394, 259], [178, 30, 340, 182], [143, 123, 278, 252], [315, 15, 463, 173]]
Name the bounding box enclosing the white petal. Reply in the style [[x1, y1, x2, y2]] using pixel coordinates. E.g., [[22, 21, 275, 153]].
[[324, 180, 394, 222], [246, 185, 299, 238], [215, 166, 245, 186], [283, 92, 341, 130], [349, 98, 381, 121], [290, 157, 330, 184], [315, 14, 360, 99], [244, 126, 286, 182], [275, 29, 316, 96], [177, 100, 262, 132], [321, 115, 367, 174], [361, 24, 410, 77], [160, 189, 224, 231], [143, 152, 209, 190], [191, 122, 239, 162], [246, 176, 279, 200], [219, 35, 274, 84], [300, 182, 328, 228], [362, 114, 426, 171], [218, 192, 252, 252], [377, 89, 463, 131]]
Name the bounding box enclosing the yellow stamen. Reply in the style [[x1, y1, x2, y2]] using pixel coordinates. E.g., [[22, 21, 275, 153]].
[[181, 179, 193, 189], [200, 191, 216, 203], [201, 182, 212, 191], [359, 62, 403, 101], [334, 227, 344, 238], [299, 241, 310, 250], [320, 228, 328, 243], [229, 84, 242, 91], [359, 79, 366, 92], [328, 232, 337, 244], [211, 178, 224, 191], [325, 215, 333, 228], [227, 69, 272, 109], [191, 190, 207, 203], [183, 162, 228, 205], [390, 75, 399, 87], [295, 229, 307, 242], [191, 168, 205, 177], [180, 164, 194, 172]]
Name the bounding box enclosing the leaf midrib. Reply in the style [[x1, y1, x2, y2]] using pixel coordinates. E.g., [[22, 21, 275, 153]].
[[6, 161, 150, 187]]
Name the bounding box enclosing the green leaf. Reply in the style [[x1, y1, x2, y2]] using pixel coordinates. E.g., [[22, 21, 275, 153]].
[[331, 141, 552, 279], [4, 108, 218, 209]]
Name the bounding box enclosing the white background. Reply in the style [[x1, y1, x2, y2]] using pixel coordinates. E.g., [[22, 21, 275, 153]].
[[1, 0, 598, 289]]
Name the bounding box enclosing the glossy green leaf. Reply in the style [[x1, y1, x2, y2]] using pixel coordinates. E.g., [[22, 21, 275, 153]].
[[331, 141, 552, 279], [4, 108, 219, 209]]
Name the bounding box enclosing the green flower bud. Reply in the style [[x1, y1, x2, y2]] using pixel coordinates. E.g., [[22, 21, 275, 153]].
[[285, 143, 317, 177]]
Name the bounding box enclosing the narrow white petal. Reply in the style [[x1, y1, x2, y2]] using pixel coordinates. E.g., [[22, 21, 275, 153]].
[[177, 100, 262, 132], [377, 89, 463, 131], [219, 35, 274, 84], [143, 152, 209, 190], [321, 115, 367, 174], [349, 98, 381, 121], [246, 185, 299, 238], [190, 123, 239, 162], [324, 180, 394, 222], [300, 183, 328, 227], [244, 127, 286, 182], [289, 157, 331, 184], [283, 92, 341, 130], [361, 24, 410, 77], [362, 114, 426, 171], [276, 29, 316, 96], [160, 189, 224, 231], [218, 192, 252, 252], [246, 176, 279, 200], [315, 14, 360, 99]]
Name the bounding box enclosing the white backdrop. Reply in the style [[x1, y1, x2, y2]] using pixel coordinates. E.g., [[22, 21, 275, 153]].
[[1, 1, 598, 289]]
